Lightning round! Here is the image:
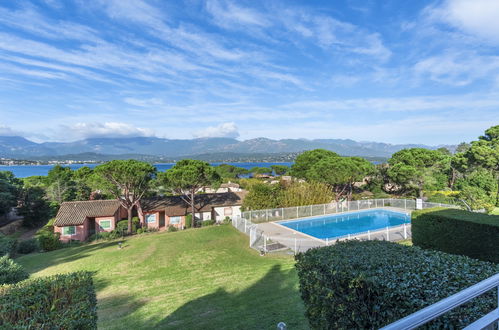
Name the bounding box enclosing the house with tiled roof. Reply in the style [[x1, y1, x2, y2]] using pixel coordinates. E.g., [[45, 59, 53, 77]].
[[53, 192, 246, 241]]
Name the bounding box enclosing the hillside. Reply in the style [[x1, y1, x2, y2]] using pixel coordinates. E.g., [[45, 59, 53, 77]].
[[0, 135, 454, 159], [17, 226, 307, 329]]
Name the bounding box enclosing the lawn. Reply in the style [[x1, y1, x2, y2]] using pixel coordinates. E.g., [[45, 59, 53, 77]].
[[16, 225, 308, 329]]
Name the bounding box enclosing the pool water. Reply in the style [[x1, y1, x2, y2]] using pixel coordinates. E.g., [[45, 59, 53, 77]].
[[278, 209, 410, 240]]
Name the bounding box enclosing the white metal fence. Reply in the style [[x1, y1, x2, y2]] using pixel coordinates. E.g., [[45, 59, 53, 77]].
[[233, 198, 459, 254]]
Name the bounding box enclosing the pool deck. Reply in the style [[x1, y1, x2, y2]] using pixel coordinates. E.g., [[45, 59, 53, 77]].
[[256, 207, 412, 253]]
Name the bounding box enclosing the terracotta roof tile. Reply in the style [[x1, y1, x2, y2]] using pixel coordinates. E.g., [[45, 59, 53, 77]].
[[54, 200, 121, 226]]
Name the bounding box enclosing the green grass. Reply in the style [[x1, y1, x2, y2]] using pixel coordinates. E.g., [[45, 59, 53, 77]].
[[491, 207, 499, 215], [16, 225, 307, 329]]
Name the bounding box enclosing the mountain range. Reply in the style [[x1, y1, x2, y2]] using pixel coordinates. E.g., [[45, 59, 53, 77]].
[[0, 136, 455, 160]]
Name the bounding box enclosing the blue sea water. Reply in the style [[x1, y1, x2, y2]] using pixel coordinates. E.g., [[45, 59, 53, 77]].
[[0, 162, 293, 178], [279, 209, 410, 239]]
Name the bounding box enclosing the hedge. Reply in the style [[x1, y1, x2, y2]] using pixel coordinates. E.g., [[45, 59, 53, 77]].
[[0, 256, 29, 285], [0, 271, 97, 329], [295, 240, 499, 329], [0, 234, 16, 256], [412, 207, 499, 263]]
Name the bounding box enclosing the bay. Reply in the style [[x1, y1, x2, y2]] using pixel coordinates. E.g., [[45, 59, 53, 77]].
[[0, 162, 294, 178]]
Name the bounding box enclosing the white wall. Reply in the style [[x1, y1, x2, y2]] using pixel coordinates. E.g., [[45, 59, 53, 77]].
[[213, 206, 241, 221]]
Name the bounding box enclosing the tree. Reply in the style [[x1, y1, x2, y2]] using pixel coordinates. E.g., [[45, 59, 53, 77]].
[[290, 149, 339, 179], [17, 186, 53, 228], [214, 164, 249, 179], [94, 160, 156, 233], [307, 156, 373, 201], [455, 168, 498, 211], [250, 167, 273, 177], [271, 165, 289, 176], [242, 183, 282, 210], [0, 171, 21, 218], [46, 165, 76, 204], [387, 148, 446, 197], [280, 181, 333, 207], [158, 160, 219, 228], [73, 166, 93, 200]]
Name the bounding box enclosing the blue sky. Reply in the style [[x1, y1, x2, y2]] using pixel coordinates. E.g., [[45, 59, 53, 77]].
[[0, 0, 498, 145]]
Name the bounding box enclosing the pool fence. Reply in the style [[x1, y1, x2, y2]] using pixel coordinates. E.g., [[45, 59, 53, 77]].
[[232, 198, 459, 254]]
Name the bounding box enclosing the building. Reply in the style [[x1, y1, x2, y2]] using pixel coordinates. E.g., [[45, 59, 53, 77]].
[[53, 192, 246, 241], [139, 192, 246, 230], [53, 200, 126, 242]]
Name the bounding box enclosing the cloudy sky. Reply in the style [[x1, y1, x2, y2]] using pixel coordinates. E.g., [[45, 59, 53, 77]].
[[0, 0, 498, 144]]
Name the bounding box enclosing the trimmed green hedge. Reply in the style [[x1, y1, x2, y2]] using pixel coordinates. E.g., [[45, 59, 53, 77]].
[[412, 207, 499, 263], [0, 271, 97, 329], [0, 256, 29, 285], [295, 240, 499, 329]]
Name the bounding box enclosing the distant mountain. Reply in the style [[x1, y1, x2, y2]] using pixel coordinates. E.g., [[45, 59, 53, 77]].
[[0, 136, 455, 159]]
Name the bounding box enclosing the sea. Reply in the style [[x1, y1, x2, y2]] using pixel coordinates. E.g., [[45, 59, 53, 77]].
[[0, 162, 294, 178]]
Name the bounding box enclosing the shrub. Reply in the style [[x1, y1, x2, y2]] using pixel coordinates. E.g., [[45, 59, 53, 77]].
[[185, 214, 192, 228], [0, 271, 97, 329], [0, 255, 29, 285], [37, 231, 62, 252], [295, 240, 499, 329], [201, 219, 216, 227], [116, 217, 140, 233], [167, 225, 178, 232], [412, 208, 499, 263], [223, 216, 231, 224], [16, 239, 39, 254], [0, 234, 16, 256]]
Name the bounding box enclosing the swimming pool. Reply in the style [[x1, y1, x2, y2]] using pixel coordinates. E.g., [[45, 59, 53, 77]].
[[278, 209, 410, 240]]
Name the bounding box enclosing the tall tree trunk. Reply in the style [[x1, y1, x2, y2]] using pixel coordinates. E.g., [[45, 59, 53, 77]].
[[127, 207, 133, 234], [191, 190, 196, 228]]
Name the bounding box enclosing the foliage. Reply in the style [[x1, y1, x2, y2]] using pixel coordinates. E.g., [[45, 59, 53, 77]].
[[242, 183, 282, 210], [16, 226, 307, 329], [290, 149, 339, 179], [159, 159, 219, 227], [94, 160, 156, 233], [307, 156, 374, 201], [16, 239, 39, 254], [17, 186, 54, 228], [387, 148, 447, 197], [89, 230, 124, 241], [270, 165, 289, 176], [412, 208, 499, 263], [279, 181, 333, 207], [214, 164, 249, 179], [201, 219, 216, 227], [0, 234, 16, 257], [37, 231, 62, 252], [455, 168, 498, 211], [116, 217, 140, 233], [295, 240, 499, 329], [0, 255, 29, 285], [185, 214, 192, 228], [0, 171, 21, 218], [45, 165, 77, 204], [73, 166, 94, 200], [250, 167, 272, 176], [223, 216, 231, 224], [0, 271, 97, 329], [167, 225, 178, 232]]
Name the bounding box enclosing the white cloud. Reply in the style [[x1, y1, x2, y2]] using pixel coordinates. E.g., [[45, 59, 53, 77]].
[[206, 0, 270, 28], [194, 122, 239, 138], [123, 97, 164, 107], [0, 124, 20, 136], [434, 0, 499, 44], [63, 122, 153, 139]]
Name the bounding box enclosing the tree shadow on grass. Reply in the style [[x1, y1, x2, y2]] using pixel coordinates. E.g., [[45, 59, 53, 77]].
[[136, 264, 308, 330], [19, 240, 125, 274]]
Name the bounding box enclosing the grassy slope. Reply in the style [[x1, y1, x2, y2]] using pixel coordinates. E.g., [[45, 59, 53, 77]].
[[17, 226, 308, 330]]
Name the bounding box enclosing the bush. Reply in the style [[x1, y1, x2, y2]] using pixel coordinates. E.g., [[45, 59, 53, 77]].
[[201, 219, 216, 227], [223, 216, 231, 224], [0, 234, 16, 256], [88, 230, 123, 241], [37, 231, 62, 252], [412, 208, 499, 263], [16, 239, 39, 254], [295, 240, 499, 329], [0, 271, 97, 329], [185, 214, 192, 228], [167, 225, 178, 232], [0, 255, 29, 285], [116, 217, 140, 233]]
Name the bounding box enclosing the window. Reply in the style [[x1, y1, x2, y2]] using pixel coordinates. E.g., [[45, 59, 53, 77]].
[[62, 226, 76, 235], [146, 214, 156, 223], [99, 220, 111, 230], [170, 216, 181, 224], [224, 207, 233, 216]]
